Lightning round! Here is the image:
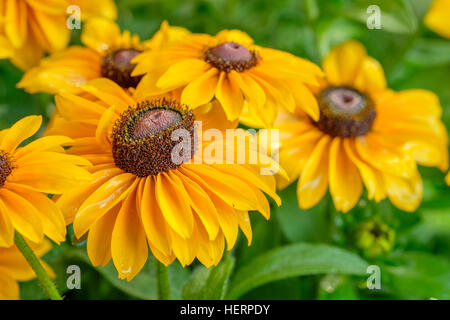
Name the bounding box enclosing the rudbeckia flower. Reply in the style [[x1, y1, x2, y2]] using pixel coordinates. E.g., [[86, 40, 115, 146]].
[[0, 240, 53, 300], [132, 29, 323, 128], [18, 19, 190, 94], [275, 40, 448, 213], [0, 115, 91, 246], [424, 0, 450, 38], [0, 0, 117, 70], [53, 78, 281, 280]]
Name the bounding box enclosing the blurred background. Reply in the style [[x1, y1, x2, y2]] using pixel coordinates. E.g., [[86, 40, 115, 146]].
[[1, 0, 449, 299]]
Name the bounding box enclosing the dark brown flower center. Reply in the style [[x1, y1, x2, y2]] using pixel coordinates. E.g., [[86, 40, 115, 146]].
[[314, 87, 376, 137], [203, 41, 259, 72], [112, 99, 196, 177], [0, 150, 14, 187], [101, 49, 142, 88]]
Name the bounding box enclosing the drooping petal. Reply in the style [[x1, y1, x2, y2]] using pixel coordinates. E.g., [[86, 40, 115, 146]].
[[6, 183, 66, 243], [181, 68, 219, 108], [215, 72, 244, 121], [297, 135, 331, 209], [155, 172, 194, 239], [87, 203, 120, 266], [111, 188, 148, 281], [0, 188, 43, 243], [139, 177, 172, 256], [73, 173, 137, 238], [328, 138, 363, 212]]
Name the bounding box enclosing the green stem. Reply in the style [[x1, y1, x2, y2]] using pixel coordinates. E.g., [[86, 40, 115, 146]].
[[155, 260, 171, 300], [14, 232, 62, 300]]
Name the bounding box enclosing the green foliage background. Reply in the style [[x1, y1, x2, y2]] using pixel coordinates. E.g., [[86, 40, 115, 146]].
[[1, 0, 449, 300]]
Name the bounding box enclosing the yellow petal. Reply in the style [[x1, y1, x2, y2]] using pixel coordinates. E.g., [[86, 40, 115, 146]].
[[384, 172, 423, 212], [57, 167, 123, 224], [139, 177, 172, 256], [237, 210, 252, 245], [155, 172, 194, 239], [13, 136, 73, 159], [81, 17, 121, 53], [328, 138, 363, 212], [111, 188, 148, 281], [0, 199, 14, 247], [6, 183, 66, 243], [4, 0, 27, 49], [8, 161, 92, 194], [75, 0, 117, 20], [297, 135, 331, 209], [210, 194, 238, 250], [322, 40, 367, 87], [0, 115, 41, 153], [343, 139, 386, 201], [181, 67, 219, 108], [32, 9, 70, 52], [157, 59, 210, 90], [172, 170, 220, 240], [87, 203, 119, 266], [424, 0, 450, 38], [181, 165, 261, 212], [0, 188, 43, 243], [355, 133, 417, 179], [0, 271, 19, 300], [215, 72, 244, 120], [73, 173, 137, 238]]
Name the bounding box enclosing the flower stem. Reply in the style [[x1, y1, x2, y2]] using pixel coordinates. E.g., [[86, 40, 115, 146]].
[[155, 260, 171, 300], [14, 232, 62, 300]]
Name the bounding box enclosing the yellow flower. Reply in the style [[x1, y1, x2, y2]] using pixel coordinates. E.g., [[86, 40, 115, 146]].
[[275, 40, 448, 213], [424, 0, 450, 38], [0, 0, 117, 70], [52, 78, 280, 280], [132, 29, 323, 128], [0, 115, 91, 246], [0, 240, 54, 300], [18, 19, 189, 94]]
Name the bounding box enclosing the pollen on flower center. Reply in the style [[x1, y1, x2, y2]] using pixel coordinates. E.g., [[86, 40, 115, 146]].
[[101, 49, 143, 88], [112, 98, 196, 177], [314, 86, 376, 137], [204, 41, 259, 72], [0, 150, 14, 187]]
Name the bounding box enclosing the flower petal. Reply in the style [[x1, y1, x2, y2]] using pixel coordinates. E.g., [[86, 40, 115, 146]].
[[111, 188, 148, 281]]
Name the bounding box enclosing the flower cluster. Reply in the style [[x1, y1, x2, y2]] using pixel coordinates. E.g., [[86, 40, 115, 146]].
[[0, 0, 449, 300]]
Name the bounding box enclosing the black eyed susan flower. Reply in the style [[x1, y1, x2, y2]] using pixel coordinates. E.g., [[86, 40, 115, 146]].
[[0, 0, 117, 70], [0, 240, 53, 300], [53, 78, 281, 280], [424, 0, 450, 38], [18, 19, 190, 94], [0, 115, 91, 246], [275, 40, 448, 213], [132, 29, 323, 128]]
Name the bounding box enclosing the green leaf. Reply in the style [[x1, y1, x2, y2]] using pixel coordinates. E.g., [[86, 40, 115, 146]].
[[226, 243, 369, 299], [343, 0, 418, 34], [405, 39, 450, 66], [66, 248, 190, 300], [182, 255, 235, 300], [383, 252, 450, 299], [276, 183, 330, 243], [318, 275, 359, 300]]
